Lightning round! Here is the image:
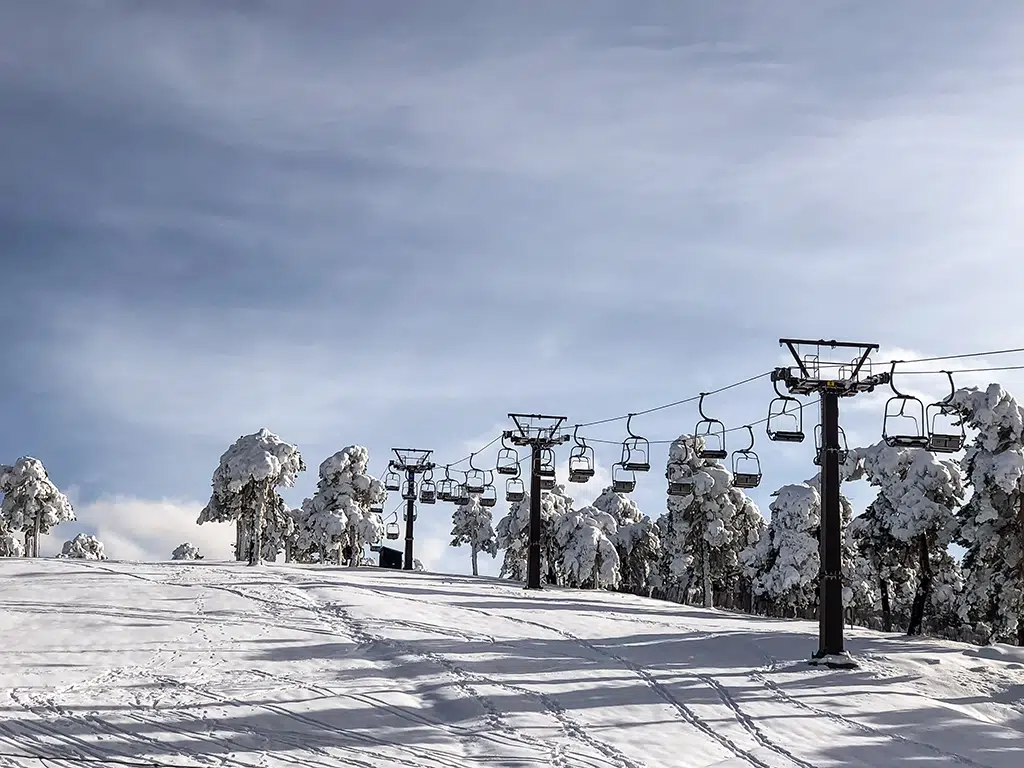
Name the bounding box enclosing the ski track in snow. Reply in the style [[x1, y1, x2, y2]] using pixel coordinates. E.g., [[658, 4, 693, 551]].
[[2, 560, 1022, 768]]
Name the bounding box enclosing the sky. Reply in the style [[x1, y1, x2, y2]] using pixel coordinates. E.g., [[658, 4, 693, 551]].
[[2, 1, 1024, 574]]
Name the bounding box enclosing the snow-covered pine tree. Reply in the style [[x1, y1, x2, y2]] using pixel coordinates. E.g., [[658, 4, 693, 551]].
[[299, 445, 387, 566], [171, 542, 204, 560], [950, 383, 1024, 644], [659, 435, 764, 608], [495, 484, 572, 585], [591, 486, 661, 596], [743, 472, 871, 621], [552, 505, 620, 588], [58, 533, 106, 560], [450, 493, 498, 576], [0, 526, 22, 557], [197, 428, 305, 566], [0, 457, 75, 557], [855, 442, 965, 634]]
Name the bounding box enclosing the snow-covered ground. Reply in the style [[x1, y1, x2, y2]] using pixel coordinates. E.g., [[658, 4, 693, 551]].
[[1, 560, 1022, 767]]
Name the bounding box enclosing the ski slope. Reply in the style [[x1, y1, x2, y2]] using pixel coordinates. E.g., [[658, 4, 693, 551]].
[[1, 560, 1022, 767]]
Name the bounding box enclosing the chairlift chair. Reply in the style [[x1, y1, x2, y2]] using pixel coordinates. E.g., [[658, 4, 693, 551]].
[[568, 426, 596, 483], [926, 371, 966, 453], [436, 466, 455, 502], [480, 477, 498, 508], [419, 473, 436, 504], [695, 393, 727, 459], [766, 379, 806, 443], [506, 476, 526, 502], [539, 476, 556, 490], [385, 522, 400, 540], [370, 500, 384, 514], [465, 453, 486, 494], [453, 481, 471, 506], [621, 414, 651, 472], [401, 480, 417, 501], [731, 425, 762, 489], [496, 434, 520, 475], [882, 361, 930, 448], [538, 447, 556, 478], [611, 462, 636, 493], [667, 476, 694, 496], [404, 508, 417, 521], [383, 467, 402, 492], [813, 423, 849, 466]]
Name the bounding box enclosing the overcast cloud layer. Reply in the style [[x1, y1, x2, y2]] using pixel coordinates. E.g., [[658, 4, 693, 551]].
[[4, 1, 1024, 572]]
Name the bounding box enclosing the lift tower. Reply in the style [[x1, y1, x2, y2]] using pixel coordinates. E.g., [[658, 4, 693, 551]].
[[507, 414, 571, 589], [390, 448, 435, 570], [775, 339, 889, 668]]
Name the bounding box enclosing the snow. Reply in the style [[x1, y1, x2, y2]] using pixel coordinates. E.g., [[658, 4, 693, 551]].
[[2, 558, 1021, 768]]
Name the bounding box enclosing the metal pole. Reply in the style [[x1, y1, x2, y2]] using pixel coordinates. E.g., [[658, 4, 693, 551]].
[[817, 387, 844, 658], [403, 467, 416, 570], [526, 442, 543, 589]]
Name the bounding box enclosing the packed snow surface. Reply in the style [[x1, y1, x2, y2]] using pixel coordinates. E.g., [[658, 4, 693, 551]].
[[1, 560, 1022, 767]]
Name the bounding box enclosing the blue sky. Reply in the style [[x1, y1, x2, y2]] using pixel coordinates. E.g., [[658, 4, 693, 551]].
[[2, 1, 1024, 572]]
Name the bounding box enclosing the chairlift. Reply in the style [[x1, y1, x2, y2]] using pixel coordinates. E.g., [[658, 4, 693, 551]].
[[404, 508, 417, 521], [465, 453, 486, 494], [611, 462, 636, 493], [695, 393, 727, 459], [926, 371, 966, 453], [731, 425, 762, 489], [480, 472, 498, 507], [766, 379, 806, 443], [401, 479, 417, 501], [385, 521, 400, 540], [419, 470, 436, 504], [496, 434, 520, 475], [813, 423, 849, 466], [437, 466, 455, 502], [568, 426, 596, 483], [383, 465, 402, 492], [538, 447, 556, 478], [506, 475, 526, 502], [370, 499, 384, 514], [667, 475, 694, 496], [882, 361, 930, 448], [621, 414, 650, 472], [454, 482, 470, 506]]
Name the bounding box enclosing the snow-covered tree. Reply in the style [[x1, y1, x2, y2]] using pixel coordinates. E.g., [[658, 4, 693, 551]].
[[297, 445, 387, 566], [450, 494, 498, 576], [552, 505, 620, 588], [171, 542, 204, 560], [743, 476, 869, 620], [0, 525, 23, 557], [58, 533, 106, 560], [0, 457, 75, 557], [854, 442, 965, 634], [495, 484, 573, 584], [950, 383, 1024, 644], [592, 487, 661, 596], [659, 436, 764, 608], [197, 428, 305, 566]]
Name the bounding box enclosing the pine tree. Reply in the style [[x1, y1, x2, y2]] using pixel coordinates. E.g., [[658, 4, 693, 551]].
[[451, 493, 498, 576], [950, 384, 1024, 644], [0, 457, 75, 557]]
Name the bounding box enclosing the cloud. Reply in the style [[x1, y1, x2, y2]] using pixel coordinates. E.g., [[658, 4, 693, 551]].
[[40, 496, 233, 561]]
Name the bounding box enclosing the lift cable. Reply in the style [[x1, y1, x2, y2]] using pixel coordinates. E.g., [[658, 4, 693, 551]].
[[425, 346, 1024, 471]]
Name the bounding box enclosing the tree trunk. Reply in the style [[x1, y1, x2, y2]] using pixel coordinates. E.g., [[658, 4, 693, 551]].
[[248, 482, 264, 566], [349, 529, 359, 567], [235, 521, 244, 562], [471, 545, 479, 576], [907, 537, 932, 636], [701, 538, 713, 608], [879, 577, 892, 633]]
